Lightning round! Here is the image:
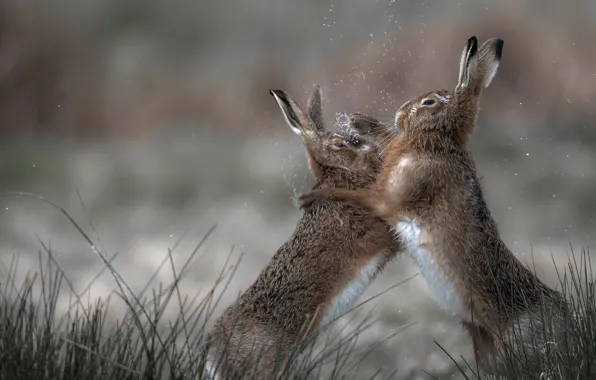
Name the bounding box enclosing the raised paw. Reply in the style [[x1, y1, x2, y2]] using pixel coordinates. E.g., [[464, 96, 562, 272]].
[[298, 189, 328, 209]]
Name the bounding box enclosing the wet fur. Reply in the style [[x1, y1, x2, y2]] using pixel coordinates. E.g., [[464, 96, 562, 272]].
[[204, 87, 401, 379], [300, 38, 568, 377]]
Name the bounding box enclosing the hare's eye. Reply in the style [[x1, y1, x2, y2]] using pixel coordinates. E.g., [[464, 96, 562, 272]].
[[422, 99, 435, 106]]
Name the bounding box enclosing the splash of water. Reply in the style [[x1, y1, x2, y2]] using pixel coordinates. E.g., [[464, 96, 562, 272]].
[[334, 112, 352, 135]]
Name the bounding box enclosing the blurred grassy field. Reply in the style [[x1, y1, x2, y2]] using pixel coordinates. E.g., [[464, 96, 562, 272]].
[[1, 0, 595, 378]]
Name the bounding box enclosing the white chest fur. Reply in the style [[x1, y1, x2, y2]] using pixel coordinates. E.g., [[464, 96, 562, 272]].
[[322, 254, 384, 326], [395, 219, 469, 319]]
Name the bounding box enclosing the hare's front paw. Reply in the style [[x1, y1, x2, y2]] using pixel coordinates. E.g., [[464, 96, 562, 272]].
[[299, 189, 328, 209]]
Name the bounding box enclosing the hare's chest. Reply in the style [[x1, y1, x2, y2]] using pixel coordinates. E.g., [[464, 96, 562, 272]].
[[394, 219, 469, 319], [322, 254, 384, 326]]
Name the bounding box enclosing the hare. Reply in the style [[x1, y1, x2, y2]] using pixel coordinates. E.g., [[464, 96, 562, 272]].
[[299, 37, 568, 376], [203, 85, 401, 380]]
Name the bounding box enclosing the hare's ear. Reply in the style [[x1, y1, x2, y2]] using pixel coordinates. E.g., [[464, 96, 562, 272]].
[[348, 112, 394, 138], [456, 36, 479, 90], [271, 87, 326, 181], [348, 113, 383, 135], [307, 84, 325, 132], [453, 37, 504, 144], [270, 89, 310, 136], [456, 37, 503, 96], [475, 38, 504, 89]]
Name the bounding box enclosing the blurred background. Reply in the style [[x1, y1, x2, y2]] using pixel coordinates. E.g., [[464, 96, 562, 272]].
[[0, 0, 595, 378]]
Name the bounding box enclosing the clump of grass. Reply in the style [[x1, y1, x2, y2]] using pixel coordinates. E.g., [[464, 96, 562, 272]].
[[0, 233, 222, 379], [6, 192, 595, 379], [0, 193, 411, 379]]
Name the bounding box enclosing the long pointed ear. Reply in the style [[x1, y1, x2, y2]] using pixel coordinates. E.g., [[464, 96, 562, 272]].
[[306, 84, 325, 132], [270, 87, 325, 181], [453, 37, 504, 145], [269, 89, 310, 136], [475, 38, 504, 89], [348, 112, 393, 138], [456, 36, 479, 91], [456, 37, 503, 96]]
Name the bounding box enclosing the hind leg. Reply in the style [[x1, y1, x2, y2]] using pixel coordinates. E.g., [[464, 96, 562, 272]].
[[462, 320, 529, 378], [463, 312, 562, 378], [498, 311, 564, 378], [462, 321, 503, 375]]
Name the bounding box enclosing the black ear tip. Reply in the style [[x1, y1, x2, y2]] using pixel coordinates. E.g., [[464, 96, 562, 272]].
[[270, 90, 287, 101], [467, 36, 478, 47], [467, 36, 478, 56], [495, 39, 504, 60]]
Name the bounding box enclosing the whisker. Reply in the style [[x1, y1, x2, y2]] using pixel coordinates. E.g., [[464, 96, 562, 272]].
[[377, 131, 397, 150], [379, 134, 398, 157]]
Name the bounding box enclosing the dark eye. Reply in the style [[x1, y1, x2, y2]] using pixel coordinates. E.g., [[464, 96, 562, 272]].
[[422, 99, 435, 106], [334, 142, 347, 148]]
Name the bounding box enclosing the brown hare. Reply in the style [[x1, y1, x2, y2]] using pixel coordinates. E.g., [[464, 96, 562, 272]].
[[299, 37, 568, 377], [204, 85, 401, 380]]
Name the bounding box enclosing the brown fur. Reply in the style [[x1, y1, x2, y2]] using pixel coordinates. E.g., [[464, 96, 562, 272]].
[[204, 86, 401, 379], [299, 38, 568, 377]]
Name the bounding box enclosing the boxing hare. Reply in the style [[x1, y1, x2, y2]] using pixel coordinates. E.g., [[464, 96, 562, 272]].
[[204, 86, 401, 379], [299, 38, 568, 376]]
